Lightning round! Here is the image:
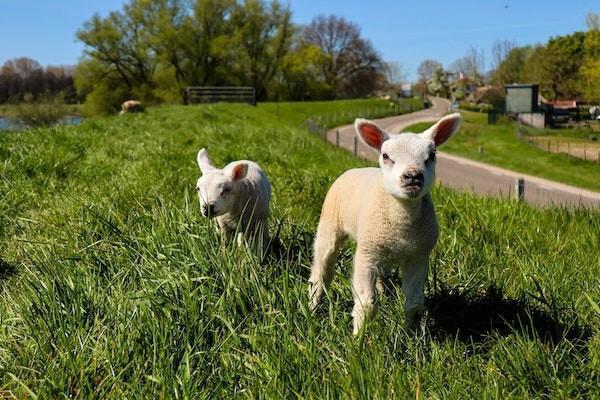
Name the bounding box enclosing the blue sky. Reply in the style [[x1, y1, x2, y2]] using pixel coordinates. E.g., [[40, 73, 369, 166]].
[[0, 0, 596, 81]]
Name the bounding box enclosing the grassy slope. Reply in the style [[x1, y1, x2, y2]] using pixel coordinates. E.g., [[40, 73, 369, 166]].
[[406, 111, 600, 192], [0, 101, 599, 398]]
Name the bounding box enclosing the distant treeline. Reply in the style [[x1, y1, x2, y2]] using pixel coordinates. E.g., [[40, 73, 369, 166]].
[[410, 13, 600, 105], [0, 58, 78, 104], [75, 0, 392, 115], [491, 28, 600, 102]]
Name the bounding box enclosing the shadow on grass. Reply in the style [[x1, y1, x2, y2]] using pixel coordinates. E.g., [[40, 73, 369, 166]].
[[0, 258, 18, 279], [267, 221, 314, 267], [424, 284, 592, 346]]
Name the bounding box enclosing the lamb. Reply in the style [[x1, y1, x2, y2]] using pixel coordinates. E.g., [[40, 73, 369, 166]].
[[195, 148, 271, 255], [119, 100, 144, 115], [308, 113, 461, 335]]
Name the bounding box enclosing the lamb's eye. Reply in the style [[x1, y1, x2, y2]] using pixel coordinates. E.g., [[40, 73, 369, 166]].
[[426, 151, 436, 164], [382, 153, 390, 161], [222, 186, 231, 195], [196, 186, 200, 192]]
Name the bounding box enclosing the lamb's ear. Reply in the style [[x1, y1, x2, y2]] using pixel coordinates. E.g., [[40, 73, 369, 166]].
[[197, 148, 215, 172], [422, 113, 461, 147], [355, 118, 390, 152], [230, 162, 248, 181]]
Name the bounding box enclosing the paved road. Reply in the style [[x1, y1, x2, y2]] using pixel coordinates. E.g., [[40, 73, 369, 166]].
[[327, 98, 600, 208]]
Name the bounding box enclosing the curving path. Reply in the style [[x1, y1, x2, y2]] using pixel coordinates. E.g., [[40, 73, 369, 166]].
[[326, 97, 600, 208]]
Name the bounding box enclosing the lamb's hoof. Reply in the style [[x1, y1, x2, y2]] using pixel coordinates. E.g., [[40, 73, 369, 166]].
[[352, 304, 375, 336], [308, 283, 322, 312]]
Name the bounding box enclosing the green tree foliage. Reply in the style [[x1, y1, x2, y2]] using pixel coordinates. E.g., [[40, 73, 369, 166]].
[[231, 0, 293, 99], [75, 0, 293, 112], [490, 46, 532, 86], [75, 3, 159, 114], [75, 1, 386, 113], [491, 28, 598, 101], [538, 32, 585, 100], [277, 44, 332, 100], [580, 21, 600, 102], [427, 68, 450, 98]]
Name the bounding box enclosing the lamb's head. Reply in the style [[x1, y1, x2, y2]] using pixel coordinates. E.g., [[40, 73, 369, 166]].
[[355, 113, 461, 200], [196, 148, 248, 218]]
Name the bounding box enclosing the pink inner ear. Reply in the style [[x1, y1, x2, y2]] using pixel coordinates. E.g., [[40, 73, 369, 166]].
[[232, 164, 245, 180], [432, 118, 456, 146], [360, 124, 384, 149]]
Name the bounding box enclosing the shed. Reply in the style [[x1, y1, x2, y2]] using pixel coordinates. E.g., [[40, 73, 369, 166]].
[[505, 84, 539, 114]]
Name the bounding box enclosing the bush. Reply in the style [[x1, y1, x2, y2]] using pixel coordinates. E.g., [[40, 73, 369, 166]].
[[459, 102, 494, 113]]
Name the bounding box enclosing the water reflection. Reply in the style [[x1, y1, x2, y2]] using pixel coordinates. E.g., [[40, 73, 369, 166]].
[[0, 116, 83, 131]]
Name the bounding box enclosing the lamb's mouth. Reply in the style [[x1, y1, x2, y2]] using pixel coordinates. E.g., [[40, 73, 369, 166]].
[[402, 184, 423, 196]]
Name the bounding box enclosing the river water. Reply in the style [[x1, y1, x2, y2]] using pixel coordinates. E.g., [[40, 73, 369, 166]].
[[0, 116, 83, 131]]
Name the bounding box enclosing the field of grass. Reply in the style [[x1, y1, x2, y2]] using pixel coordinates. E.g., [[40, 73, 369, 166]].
[[520, 123, 600, 140], [0, 100, 599, 398], [406, 111, 600, 192]]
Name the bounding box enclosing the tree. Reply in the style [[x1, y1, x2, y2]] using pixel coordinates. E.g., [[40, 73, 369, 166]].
[[140, 0, 237, 100], [0, 58, 76, 103], [586, 11, 600, 30], [74, 1, 390, 110], [580, 17, 600, 102], [278, 43, 331, 100], [383, 61, 406, 88], [491, 46, 532, 85], [417, 59, 442, 81], [76, 4, 158, 103], [450, 46, 485, 83], [231, 0, 293, 100], [528, 32, 586, 100], [427, 67, 450, 98], [301, 14, 383, 98], [490, 40, 516, 72]]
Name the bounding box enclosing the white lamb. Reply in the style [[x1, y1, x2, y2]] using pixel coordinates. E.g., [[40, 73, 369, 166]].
[[309, 113, 461, 335], [195, 148, 271, 254]]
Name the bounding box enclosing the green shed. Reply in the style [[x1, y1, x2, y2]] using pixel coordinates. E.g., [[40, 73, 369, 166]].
[[504, 84, 539, 114]]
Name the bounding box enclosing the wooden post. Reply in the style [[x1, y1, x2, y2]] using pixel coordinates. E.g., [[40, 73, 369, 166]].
[[478, 145, 483, 154], [567, 142, 570, 155], [336, 129, 340, 147], [515, 178, 525, 202], [584, 144, 587, 161], [353, 135, 358, 156]]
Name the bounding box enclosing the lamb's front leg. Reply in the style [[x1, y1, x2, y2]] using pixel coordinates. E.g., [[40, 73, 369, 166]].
[[217, 217, 236, 246], [401, 256, 429, 329], [351, 247, 378, 335]]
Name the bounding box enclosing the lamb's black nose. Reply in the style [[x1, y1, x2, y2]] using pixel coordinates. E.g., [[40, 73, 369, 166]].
[[202, 203, 215, 216], [401, 171, 424, 186]]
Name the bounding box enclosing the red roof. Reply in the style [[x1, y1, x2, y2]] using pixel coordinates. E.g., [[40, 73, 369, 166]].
[[549, 100, 578, 109]]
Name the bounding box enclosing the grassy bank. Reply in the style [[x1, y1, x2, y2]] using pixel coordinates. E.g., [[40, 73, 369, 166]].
[[406, 111, 600, 192], [0, 101, 598, 398]]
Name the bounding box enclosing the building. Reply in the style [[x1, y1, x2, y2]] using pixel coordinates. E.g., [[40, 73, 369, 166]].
[[505, 84, 539, 114]]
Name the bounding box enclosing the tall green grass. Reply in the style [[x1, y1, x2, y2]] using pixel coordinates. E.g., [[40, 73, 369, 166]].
[[0, 101, 598, 398]]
